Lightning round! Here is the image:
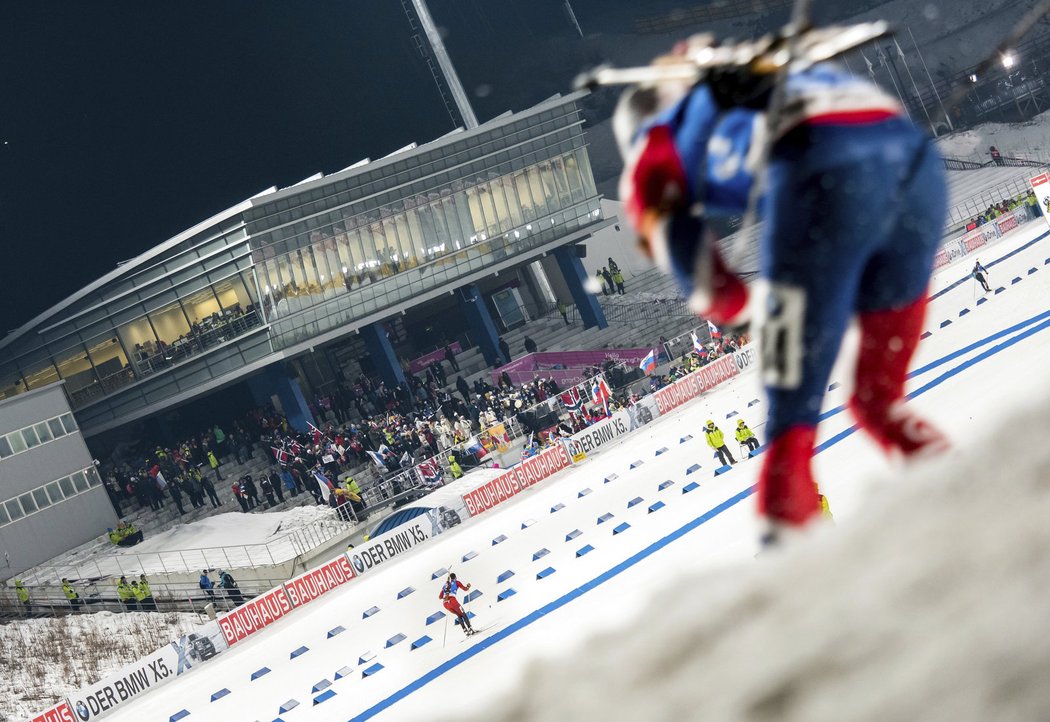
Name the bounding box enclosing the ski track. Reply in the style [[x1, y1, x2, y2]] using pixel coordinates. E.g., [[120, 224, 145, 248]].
[[92, 224, 1050, 722]]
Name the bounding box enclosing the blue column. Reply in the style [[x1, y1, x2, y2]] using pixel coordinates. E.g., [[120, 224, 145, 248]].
[[457, 284, 502, 366], [554, 244, 608, 329], [248, 364, 315, 433], [360, 321, 406, 388]]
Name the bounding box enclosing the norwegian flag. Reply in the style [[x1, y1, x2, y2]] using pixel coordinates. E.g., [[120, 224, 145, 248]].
[[560, 386, 583, 411], [591, 376, 612, 415], [707, 320, 722, 340], [270, 447, 290, 466], [308, 421, 328, 446], [289, 440, 304, 457]]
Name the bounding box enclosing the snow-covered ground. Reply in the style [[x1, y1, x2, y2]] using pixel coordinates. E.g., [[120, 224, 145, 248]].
[[24, 506, 344, 581], [0, 612, 202, 721], [938, 108, 1050, 162], [35, 220, 1042, 722]]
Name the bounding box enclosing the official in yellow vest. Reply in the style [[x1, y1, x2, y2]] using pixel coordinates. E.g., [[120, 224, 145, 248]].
[[448, 456, 464, 479], [735, 419, 761, 453], [704, 420, 737, 467]]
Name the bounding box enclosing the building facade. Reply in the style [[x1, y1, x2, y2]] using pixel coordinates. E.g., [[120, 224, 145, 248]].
[[0, 383, 116, 578], [0, 92, 612, 440]]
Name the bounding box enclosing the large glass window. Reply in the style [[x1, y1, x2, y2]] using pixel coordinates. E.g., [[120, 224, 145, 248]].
[[5, 499, 23, 522], [33, 421, 52, 444], [85, 334, 132, 392], [0, 435, 11, 457], [33, 488, 50, 510], [21, 358, 60, 391], [52, 342, 98, 403], [60, 413, 78, 434], [21, 426, 40, 449], [7, 430, 27, 454], [117, 315, 160, 376], [18, 492, 37, 515], [46, 480, 64, 504], [182, 287, 223, 326]]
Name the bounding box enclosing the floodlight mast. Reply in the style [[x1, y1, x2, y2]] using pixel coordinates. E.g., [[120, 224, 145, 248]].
[[410, 0, 479, 130]]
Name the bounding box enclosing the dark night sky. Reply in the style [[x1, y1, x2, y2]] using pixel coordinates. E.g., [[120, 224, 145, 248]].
[[1, 1, 869, 336]]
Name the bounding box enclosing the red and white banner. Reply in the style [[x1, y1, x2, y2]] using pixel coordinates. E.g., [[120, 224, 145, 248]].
[[653, 355, 739, 416], [217, 586, 293, 646], [462, 443, 573, 516], [29, 702, 75, 722], [282, 555, 356, 609]]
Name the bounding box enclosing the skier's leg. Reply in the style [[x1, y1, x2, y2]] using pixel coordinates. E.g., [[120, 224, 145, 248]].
[[757, 130, 888, 527], [851, 134, 948, 459]]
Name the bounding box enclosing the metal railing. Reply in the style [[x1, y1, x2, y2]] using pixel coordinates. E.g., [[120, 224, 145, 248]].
[[947, 172, 1046, 225], [19, 508, 355, 584]]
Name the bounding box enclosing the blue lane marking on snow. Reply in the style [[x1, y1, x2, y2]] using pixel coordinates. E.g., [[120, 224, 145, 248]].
[[210, 689, 230, 702], [169, 710, 190, 722], [927, 230, 1047, 300], [346, 310, 1050, 722], [816, 307, 1050, 424]]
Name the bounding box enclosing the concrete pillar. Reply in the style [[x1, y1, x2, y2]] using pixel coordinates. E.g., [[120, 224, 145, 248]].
[[360, 322, 406, 388], [553, 244, 608, 329], [248, 363, 315, 433], [457, 284, 502, 366]]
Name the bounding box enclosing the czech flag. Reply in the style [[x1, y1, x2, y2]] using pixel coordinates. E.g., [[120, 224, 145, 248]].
[[639, 349, 657, 375], [707, 320, 722, 340]]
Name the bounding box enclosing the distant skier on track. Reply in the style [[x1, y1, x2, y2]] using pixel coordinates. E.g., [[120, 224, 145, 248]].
[[439, 572, 476, 636], [613, 35, 949, 543]]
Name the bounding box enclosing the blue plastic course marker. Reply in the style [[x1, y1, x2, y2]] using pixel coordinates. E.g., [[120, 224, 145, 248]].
[[550, 503, 565, 513], [431, 568, 448, 580], [725, 410, 738, 418], [536, 566, 556, 579], [334, 666, 353, 680], [521, 518, 537, 529], [629, 460, 644, 469], [959, 308, 970, 317], [327, 625, 346, 638], [920, 331, 933, 339], [358, 651, 376, 665], [462, 551, 478, 562], [940, 319, 952, 328], [976, 297, 988, 306], [597, 513, 614, 525], [396, 587, 414, 600], [578, 488, 592, 498], [658, 480, 674, 491], [604, 473, 619, 483], [576, 544, 595, 558], [648, 501, 665, 513], [827, 381, 841, 391], [491, 534, 508, 546], [747, 399, 761, 407], [713, 465, 732, 476], [210, 689, 230, 702], [532, 548, 550, 561], [251, 667, 271, 681], [425, 611, 445, 625], [314, 689, 337, 704], [280, 699, 300, 714], [169, 711, 190, 722], [565, 529, 582, 541], [627, 496, 643, 508], [1029, 267, 1038, 275], [682, 481, 700, 494], [497, 569, 515, 583], [290, 645, 309, 660], [312, 680, 331, 694], [363, 606, 380, 619], [654, 447, 669, 456], [995, 286, 1006, 294], [612, 522, 630, 535], [497, 588, 518, 602], [411, 635, 433, 650], [1012, 276, 1022, 284], [686, 464, 701, 475], [680, 434, 694, 443], [385, 633, 406, 648], [464, 589, 483, 603]]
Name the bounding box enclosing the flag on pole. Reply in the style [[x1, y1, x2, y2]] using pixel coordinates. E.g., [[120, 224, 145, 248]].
[[560, 386, 583, 411], [366, 449, 387, 471], [591, 376, 612, 415], [639, 348, 657, 375], [707, 320, 722, 340], [691, 332, 705, 356], [270, 447, 290, 466], [417, 458, 443, 486], [312, 469, 333, 502]]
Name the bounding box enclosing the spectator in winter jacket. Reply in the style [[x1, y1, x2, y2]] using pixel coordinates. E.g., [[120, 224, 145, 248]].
[[62, 579, 81, 610], [199, 571, 215, 600], [208, 450, 223, 480], [135, 575, 156, 611], [231, 481, 249, 513], [612, 269, 626, 294], [219, 570, 243, 605], [14, 579, 30, 613], [268, 469, 285, 503], [259, 475, 277, 508], [704, 420, 737, 467], [199, 469, 221, 508]]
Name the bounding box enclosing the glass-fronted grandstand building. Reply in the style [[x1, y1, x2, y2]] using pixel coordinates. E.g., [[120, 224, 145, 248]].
[[0, 92, 612, 442]]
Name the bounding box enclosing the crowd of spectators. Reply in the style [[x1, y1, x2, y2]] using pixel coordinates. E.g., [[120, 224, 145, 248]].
[[966, 189, 1040, 231]]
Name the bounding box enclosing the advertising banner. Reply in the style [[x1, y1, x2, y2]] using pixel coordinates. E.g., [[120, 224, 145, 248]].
[[568, 410, 631, 457], [652, 355, 739, 416], [628, 394, 661, 430], [283, 554, 357, 609], [347, 516, 436, 576], [462, 443, 573, 516], [29, 702, 75, 722], [732, 344, 757, 373], [66, 620, 227, 721], [217, 586, 293, 647], [560, 436, 588, 463], [1031, 172, 1050, 231]]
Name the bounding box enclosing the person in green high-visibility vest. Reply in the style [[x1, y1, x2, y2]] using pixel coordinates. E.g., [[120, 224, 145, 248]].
[[62, 579, 82, 610], [14, 579, 30, 614], [704, 420, 736, 467], [448, 455, 464, 479]]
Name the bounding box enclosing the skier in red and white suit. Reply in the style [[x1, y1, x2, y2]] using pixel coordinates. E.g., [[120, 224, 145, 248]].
[[615, 41, 950, 542], [439, 573, 475, 635]]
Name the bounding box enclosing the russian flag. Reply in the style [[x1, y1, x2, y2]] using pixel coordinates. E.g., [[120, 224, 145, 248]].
[[691, 332, 705, 356], [707, 320, 722, 340], [639, 349, 657, 375]]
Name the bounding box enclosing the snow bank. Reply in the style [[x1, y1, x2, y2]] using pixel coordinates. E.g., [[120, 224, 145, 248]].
[[938, 109, 1050, 162], [477, 397, 1050, 721], [0, 612, 201, 721]]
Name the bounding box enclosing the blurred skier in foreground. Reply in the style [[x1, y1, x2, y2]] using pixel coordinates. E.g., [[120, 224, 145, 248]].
[[614, 37, 949, 543]]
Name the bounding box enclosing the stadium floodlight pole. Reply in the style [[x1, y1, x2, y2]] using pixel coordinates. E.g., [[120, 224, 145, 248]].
[[411, 0, 479, 130]]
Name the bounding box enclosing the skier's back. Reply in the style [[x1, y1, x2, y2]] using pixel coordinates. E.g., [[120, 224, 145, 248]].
[[439, 573, 475, 636]]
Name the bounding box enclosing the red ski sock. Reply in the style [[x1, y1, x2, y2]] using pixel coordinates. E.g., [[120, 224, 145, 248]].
[[849, 295, 948, 457], [756, 425, 821, 526]]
